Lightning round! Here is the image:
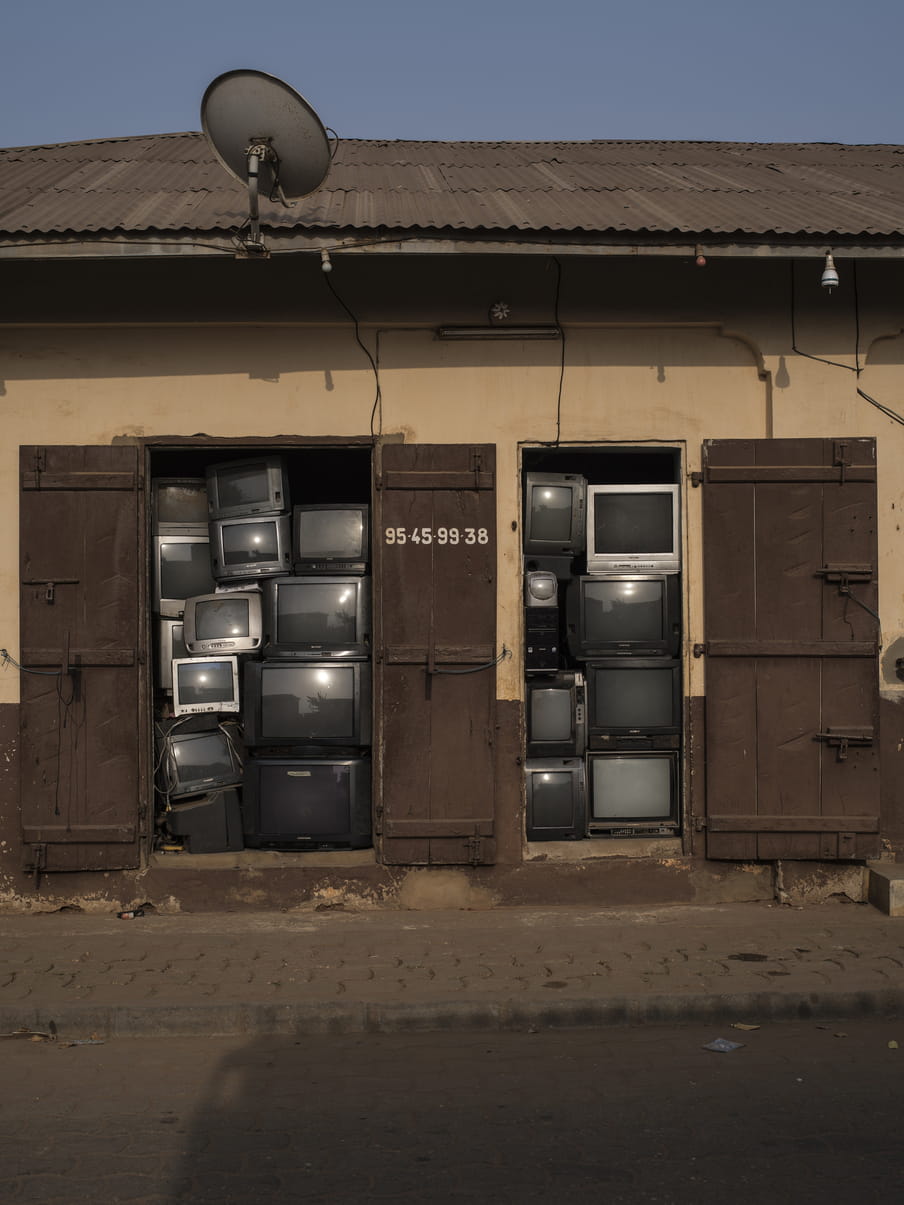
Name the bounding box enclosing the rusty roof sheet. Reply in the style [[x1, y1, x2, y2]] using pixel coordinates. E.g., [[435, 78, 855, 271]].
[[1, 132, 903, 240]]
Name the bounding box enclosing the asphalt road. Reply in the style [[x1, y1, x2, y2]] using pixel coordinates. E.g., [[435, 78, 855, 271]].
[[3, 1020, 904, 1203]]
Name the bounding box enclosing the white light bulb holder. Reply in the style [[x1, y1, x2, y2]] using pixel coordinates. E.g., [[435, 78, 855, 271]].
[[821, 251, 839, 291], [320, 249, 332, 273]]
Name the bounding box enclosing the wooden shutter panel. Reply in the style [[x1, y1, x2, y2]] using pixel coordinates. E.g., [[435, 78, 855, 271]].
[[700, 438, 880, 860], [19, 446, 143, 872], [374, 444, 497, 865]]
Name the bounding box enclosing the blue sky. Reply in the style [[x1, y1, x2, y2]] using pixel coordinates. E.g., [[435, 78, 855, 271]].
[[3, 0, 903, 147]]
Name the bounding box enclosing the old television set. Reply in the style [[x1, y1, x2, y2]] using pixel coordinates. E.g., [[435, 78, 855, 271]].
[[294, 503, 370, 575], [172, 656, 241, 716], [164, 787, 244, 853], [152, 477, 209, 534], [209, 514, 292, 582], [586, 659, 681, 748], [263, 575, 371, 660], [205, 455, 290, 520], [153, 534, 217, 618], [586, 483, 681, 574], [525, 672, 586, 757], [587, 751, 679, 836], [242, 755, 372, 850], [524, 570, 558, 607], [182, 591, 263, 656], [155, 722, 243, 800], [156, 617, 189, 693], [523, 472, 586, 558], [566, 574, 680, 659], [243, 660, 372, 749], [524, 758, 586, 841]]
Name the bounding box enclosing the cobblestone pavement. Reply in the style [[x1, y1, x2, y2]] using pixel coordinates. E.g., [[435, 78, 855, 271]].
[[1, 899, 903, 1036]]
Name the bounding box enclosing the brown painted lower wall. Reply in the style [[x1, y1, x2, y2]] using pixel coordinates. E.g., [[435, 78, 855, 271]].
[[880, 695, 904, 849]]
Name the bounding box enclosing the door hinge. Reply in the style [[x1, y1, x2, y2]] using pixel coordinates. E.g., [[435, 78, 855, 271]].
[[466, 835, 483, 865], [693, 643, 707, 658], [693, 817, 707, 831], [833, 440, 852, 483], [814, 727, 874, 761], [690, 471, 704, 488]]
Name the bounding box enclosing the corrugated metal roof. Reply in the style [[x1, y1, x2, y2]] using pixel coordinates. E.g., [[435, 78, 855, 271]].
[[1, 132, 903, 241]]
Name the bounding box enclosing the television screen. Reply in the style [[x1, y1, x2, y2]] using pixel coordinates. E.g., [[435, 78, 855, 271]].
[[263, 575, 371, 659], [242, 756, 372, 849], [156, 617, 189, 692], [209, 514, 292, 581], [152, 478, 209, 533], [586, 659, 681, 738], [154, 535, 217, 618], [206, 456, 290, 519], [523, 472, 586, 556], [243, 660, 372, 748], [566, 574, 680, 658], [172, 656, 240, 716], [183, 591, 263, 655], [526, 672, 585, 757], [587, 751, 678, 833], [165, 787, 244, 853], [587, 484, 680, 573], [157, 725, 243, 800], [524, 758, 586, 840], [294, 504, 369, 574], [524, 570, 558, 607]]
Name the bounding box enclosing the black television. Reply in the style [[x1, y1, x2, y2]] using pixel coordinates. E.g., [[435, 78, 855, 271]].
[[586, 751, 679, 836], [182, 591, 263, 656], [524, 758, 586, 841], [242, 755, 372, 850], [205, 455, 290, 520], [209, 514, 293, 582], [153, 533, 217, 618], [155, 722, 243, 801], [164, 787, 244, 853], [156, 617, 189, 693], [172, 655, 241, 716], [523, 472, 586, 557], [152, 477, 209, 534], [566, 574, 680, 658], [585, 659, 681, 749], [262, 575, 371, 660], [525, 671, 586, 757], [243, 660, 372, 749], [293, 503, 370, 575], [586, 483, 681, 574]]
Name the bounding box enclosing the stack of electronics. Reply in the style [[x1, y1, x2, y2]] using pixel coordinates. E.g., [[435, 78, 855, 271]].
[[152, 456, 372, 854], [522, 471, 682, 841]]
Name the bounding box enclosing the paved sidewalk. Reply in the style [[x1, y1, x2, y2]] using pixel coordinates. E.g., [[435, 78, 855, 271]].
[[2, 899, 903, 1038]]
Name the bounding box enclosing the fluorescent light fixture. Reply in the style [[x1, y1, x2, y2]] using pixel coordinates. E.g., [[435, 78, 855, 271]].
[[436, 325, 561, 340]]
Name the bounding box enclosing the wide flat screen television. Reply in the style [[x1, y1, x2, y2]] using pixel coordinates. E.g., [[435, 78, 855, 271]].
[[172, 655, 241, 716], [566, 574, 680, 658], [182, 591, 263, 656], [152, 477, 209, 534], [586, 484, 680, 574], [262, 575, 371, 659], [153, 533, 218, 618], [155, 723, 243, 800], [525, 672, 586, 757], [586, 751, 679, 836], [242, 755, 372, 850], [156, 617, 189, 693], [206, 455, 290, 520], [523, 472, 586, 557], [209, 514, 293, 582], [243, 660, 372, 749], [293, 503, 370, 574], [586, 659, 681, 746], [524, 758, 586, 841]]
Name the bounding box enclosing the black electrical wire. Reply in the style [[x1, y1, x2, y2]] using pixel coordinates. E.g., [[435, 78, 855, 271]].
[[430, 646, 510, 675], [552, 256, 565, 446], [789, 260, 858, 374], [322, 269, 382, 438]]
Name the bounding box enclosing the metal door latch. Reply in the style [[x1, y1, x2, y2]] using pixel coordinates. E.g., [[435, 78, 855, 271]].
[[814, 727, 874, 761]]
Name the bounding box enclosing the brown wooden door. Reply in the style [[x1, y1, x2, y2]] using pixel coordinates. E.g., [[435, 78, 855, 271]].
[[374, 444, 497, 865], [19, 446, 143, 872], [701, 438, 880, 860]]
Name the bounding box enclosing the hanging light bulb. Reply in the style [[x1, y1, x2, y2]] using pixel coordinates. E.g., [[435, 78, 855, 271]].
[[320, 249, 332, 273], [821, 251, 839, 292]]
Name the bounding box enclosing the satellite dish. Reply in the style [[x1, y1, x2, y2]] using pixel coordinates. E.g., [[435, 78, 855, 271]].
[[201, 69, 332, 250]]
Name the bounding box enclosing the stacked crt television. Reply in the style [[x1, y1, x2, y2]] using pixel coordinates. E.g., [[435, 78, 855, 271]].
[[523, 466, 682, 841]]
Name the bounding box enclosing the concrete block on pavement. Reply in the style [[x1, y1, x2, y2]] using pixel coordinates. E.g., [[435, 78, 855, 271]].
[[867, 864, 904, 917]]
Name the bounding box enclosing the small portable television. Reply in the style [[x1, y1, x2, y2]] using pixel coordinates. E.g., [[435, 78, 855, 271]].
[[243, 660, 372, 749], [209, 514, 292, 581], [524, 758, 586, 841], [586, 483, 681, 574], [294, 503, 370, 574], [152, 477, 209, 534], [585, 659, 681, 749], [523, 472, 586, 557], [205, 455, 290, 520], [525, 672, 586, 757], [182, 591, 263, 655], [524, 570, 558, 607], [263, 575, 371, 659], [172, 656, 241, 716], [566, 574, 680, 659], [586, 751, 679, 836], [153, 534, 217, 618], [242, 755, 372, 850], [155, 722, 243, 800], [156, 617, 189, 693]]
